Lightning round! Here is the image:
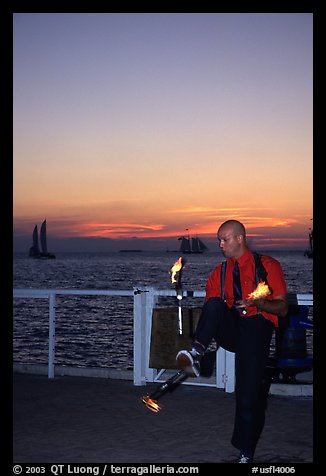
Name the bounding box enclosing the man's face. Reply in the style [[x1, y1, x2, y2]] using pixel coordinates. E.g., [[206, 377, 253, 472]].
[[217, 226, 242, 258]]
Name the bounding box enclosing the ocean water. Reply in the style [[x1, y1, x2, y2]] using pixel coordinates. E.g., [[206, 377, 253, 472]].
[[13, 250, 313, 370]]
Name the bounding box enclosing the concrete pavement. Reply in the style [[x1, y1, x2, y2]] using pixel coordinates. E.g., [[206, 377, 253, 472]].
[[13, 373, 313, 464]]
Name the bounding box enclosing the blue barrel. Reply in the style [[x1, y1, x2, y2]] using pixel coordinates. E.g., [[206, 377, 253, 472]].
[[274, 305, 313, 379]]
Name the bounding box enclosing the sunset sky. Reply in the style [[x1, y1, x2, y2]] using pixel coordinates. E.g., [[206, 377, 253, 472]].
[[13, 13, 313, 252]]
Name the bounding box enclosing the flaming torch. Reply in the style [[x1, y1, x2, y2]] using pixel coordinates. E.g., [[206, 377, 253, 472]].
[[170, 257, 185, 335], [141, 370, 188, 413], [141, 257, 188, 413]]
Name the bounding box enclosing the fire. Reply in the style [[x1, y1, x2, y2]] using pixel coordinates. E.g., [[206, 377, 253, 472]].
[[246, 281, 271, 300], [142, 395, 162, 413], [170, 257, 183, 283]]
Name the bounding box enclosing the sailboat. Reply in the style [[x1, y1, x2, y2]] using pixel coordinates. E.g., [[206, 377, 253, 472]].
[[29, 220, 56, 259], [303, 228, 313, 259], [178, 234, 208, 254]]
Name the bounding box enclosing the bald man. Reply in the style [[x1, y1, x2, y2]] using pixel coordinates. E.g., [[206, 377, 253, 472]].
[[176, 220, 288, 463]]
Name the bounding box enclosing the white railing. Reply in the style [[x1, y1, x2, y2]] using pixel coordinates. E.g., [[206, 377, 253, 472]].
[[13, 288, 134, 379], [13, 288, 313, 393]]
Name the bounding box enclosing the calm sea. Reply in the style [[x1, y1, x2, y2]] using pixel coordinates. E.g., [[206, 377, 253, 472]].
[[13, 250, 313, 371]]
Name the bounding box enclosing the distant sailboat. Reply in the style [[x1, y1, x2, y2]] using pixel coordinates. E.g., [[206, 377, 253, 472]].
[[29, 220, 56, 259], [303, 228, 313, 259], [178, 234, 208, 254]]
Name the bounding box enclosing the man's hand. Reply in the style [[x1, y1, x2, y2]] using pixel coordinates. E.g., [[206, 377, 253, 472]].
[[236, 294, 288, 317], [236, 298, 265, 310]]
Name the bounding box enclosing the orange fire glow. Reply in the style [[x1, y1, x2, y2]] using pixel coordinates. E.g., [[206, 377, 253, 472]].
[[142, 395, 162, 413], [246, 281, 271, 300], [170, 257, 183, 283]]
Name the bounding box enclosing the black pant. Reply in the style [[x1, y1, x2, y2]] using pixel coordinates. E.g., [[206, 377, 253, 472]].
[[195, 297, 274, 454]]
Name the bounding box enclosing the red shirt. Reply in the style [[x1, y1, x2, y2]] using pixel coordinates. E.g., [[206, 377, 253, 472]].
[[205, 249, 288, 327]]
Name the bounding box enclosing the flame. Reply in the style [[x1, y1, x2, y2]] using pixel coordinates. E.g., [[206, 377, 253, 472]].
[[246, 281, 271, 300], [170, 257, 183, 283], [142, 395, 162, 413]]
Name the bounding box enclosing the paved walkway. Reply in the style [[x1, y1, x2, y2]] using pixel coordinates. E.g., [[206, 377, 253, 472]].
[[13, 373, 313, 464]]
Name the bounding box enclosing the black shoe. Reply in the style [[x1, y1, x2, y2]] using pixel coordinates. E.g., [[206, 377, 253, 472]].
[[176, 349, 201, 377], [238, 452, 253, 463]]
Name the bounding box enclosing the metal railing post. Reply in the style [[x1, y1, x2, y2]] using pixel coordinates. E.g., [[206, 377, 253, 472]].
[[216, 347, 226, 389], [144, 287, 157, 382], [225, 350, 235, 393], [133, 288, 149, 385]]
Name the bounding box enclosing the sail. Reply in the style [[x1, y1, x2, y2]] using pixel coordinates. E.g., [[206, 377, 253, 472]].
[[179, 237, 191, 253], [303, 229, 313, 259], [191, 237, 208, 253], [40, 220, 48, 254], [191, 237, 200, 253], [309, 230, 313, 253], [29, 225, 40, 256], [198, 238, 208, 251]]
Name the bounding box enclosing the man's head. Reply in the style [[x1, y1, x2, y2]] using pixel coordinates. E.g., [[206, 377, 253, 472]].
[[217, 220, 247, 259]]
